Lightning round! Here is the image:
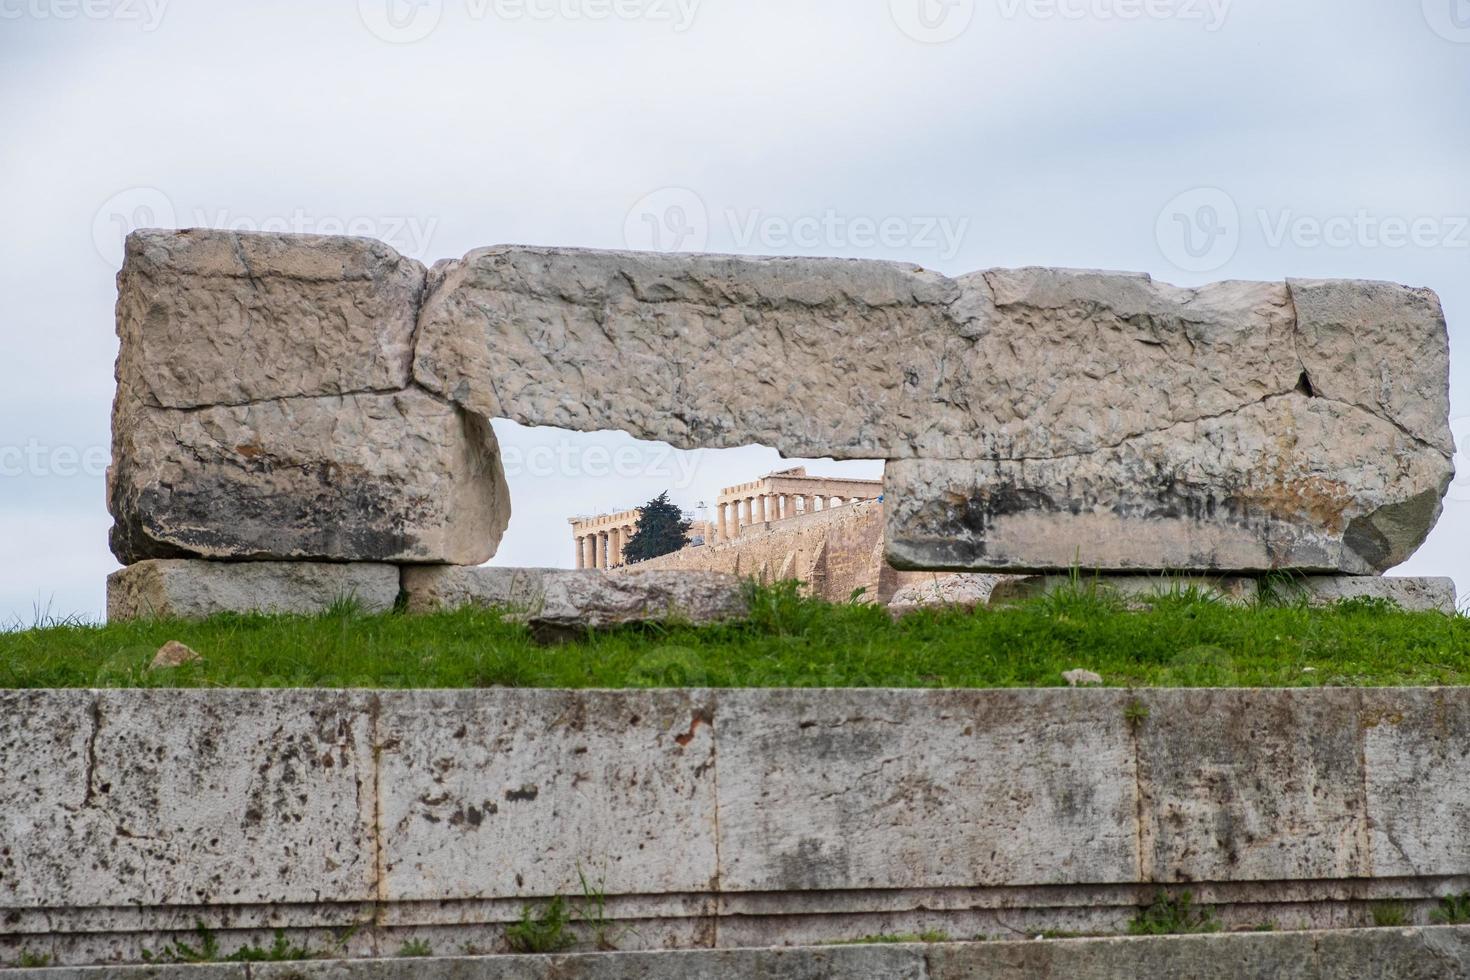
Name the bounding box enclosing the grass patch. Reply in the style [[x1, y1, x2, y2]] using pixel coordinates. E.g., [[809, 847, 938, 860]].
[[3, 582, 1470, 689], [1129, 891, 1221, 936]]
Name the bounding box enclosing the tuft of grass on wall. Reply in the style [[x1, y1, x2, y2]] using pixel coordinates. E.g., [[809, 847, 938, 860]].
[[3, 582, 1470, 690]]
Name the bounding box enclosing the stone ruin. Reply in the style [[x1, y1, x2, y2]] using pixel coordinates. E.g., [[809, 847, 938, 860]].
[[106, 228, 1457, 621]]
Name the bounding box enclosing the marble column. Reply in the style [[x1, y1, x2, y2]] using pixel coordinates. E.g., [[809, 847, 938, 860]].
[[610, 527, 622, 566], [581, 535, 593, 570], [575, 535, 585, 569], [756, 494, 767, 523], [717, 502, 728, 541], [593, 532, 604, 570]]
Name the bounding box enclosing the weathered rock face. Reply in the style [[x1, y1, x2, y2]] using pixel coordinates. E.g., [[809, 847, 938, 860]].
[[401, 565, 750, 637], [110, 387, 508, 564], [112, 234, 1452, 575], [109, 230, 510, 565], [411, 246, 975, 458], [116, 229, 425, 408], [107, 560, 401, 621], [413, 250, 1451, 574]]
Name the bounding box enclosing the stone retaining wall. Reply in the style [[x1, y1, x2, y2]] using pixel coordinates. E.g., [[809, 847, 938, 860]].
[[7, 688, 1470, 967], [11, 929, 1470, 979]]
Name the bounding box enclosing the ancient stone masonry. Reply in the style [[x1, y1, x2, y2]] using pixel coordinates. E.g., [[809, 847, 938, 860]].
[[412, 249, 1453, 575], [107, 230, 1455, 618]]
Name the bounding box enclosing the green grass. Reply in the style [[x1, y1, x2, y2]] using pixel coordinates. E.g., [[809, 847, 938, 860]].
[[3, 582, 1470, 689]]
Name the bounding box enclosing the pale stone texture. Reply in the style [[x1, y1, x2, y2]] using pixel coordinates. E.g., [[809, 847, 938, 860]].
[[115, 228, 425, 408], [375, 690, 720, 901], [0, 690, 376, 909], [1362, 689, 1470, 878], [149, 640, 200, 668], [14, 930, 1470, 978], [399, 565, 554, 614], [989, 574, 1261, 606], [399, 566, 748, 634], [1134, 689, 1370, 883], [413, 250, 1451, 575], [109, 388, 509, 564], [885, 573, 1008, 616], [412, 247, 971, 459], [715, 689, 1140, 891], [14, 689, 1470, 967], [530, 570, 748, 635], [106, 559, 400, 621], [886, 394, 1452, 575], [1275, 575, 1457, 613], [109, 230, 510, 566]]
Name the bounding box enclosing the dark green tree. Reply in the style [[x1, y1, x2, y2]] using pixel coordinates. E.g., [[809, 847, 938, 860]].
[[620, 492, 691, 564]]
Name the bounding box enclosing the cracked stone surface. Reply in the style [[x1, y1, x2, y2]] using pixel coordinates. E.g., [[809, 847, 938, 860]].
[[0, 690, 375, 909], [116, 228, 425, 408], [375, 690, 719, 901], [112, 233, 1452, 574], [109, 230, 509, 565], [715, 689, 1140, 891], [412, 249, 1451, 573]]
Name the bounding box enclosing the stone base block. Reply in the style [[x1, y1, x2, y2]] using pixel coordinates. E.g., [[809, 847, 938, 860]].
[[399, 565, 554, 614], [886, 573, 1010, 618], [106, 560, 400, 621], [1270, 575, 1457, 614], [401, 566, 748, 636], [989, 574, 1260, 607], [987, 574, 1457, 614]]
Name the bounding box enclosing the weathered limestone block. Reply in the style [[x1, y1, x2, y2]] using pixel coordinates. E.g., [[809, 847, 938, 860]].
[[106, 559, 401, 621], [1362, 689, 1470, 877], [412, 246, 973, 459], [715, 689, 1140, 891], [399, 565, 553, 614], [1133, 689, 1369, 882], [109, 230, 510, 566], [530, 570, 748, 634], [1275, 575, 1457, 613], [116, 228, 425, 408], [109, 387, 508, 564], [0, 690, 376, 909], [413, 249, 1451, 574], [885, 573, 1007, 617], [886, 392, 1452, 574], [988, 574, 1261, 606], [400, 566, 748, 634], [375, 690, 719, 901]]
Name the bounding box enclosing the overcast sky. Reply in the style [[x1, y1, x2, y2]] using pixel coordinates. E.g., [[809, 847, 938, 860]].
[[2, 0, 1469, 624]]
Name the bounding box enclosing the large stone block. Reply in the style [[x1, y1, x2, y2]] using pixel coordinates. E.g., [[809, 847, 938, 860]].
[[401, 566, 749, 636], [109, 387, 508, 565], [412, 246, 972, 459], [375, 690, 720, 901], [106, 559, 401, 621], [399, 565, 554, 614], [0, 690, 376, 909], [1133, 689, 1370, 883], [885, 392, 1451, 574], [412, 249, 1451, 574], [715, 689, 1139, 892], [116, 228, 425, 408], [109, 230, 509, 566]]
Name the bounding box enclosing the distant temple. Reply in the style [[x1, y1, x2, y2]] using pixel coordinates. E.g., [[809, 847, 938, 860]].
[[569, 468, 937, 604]]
